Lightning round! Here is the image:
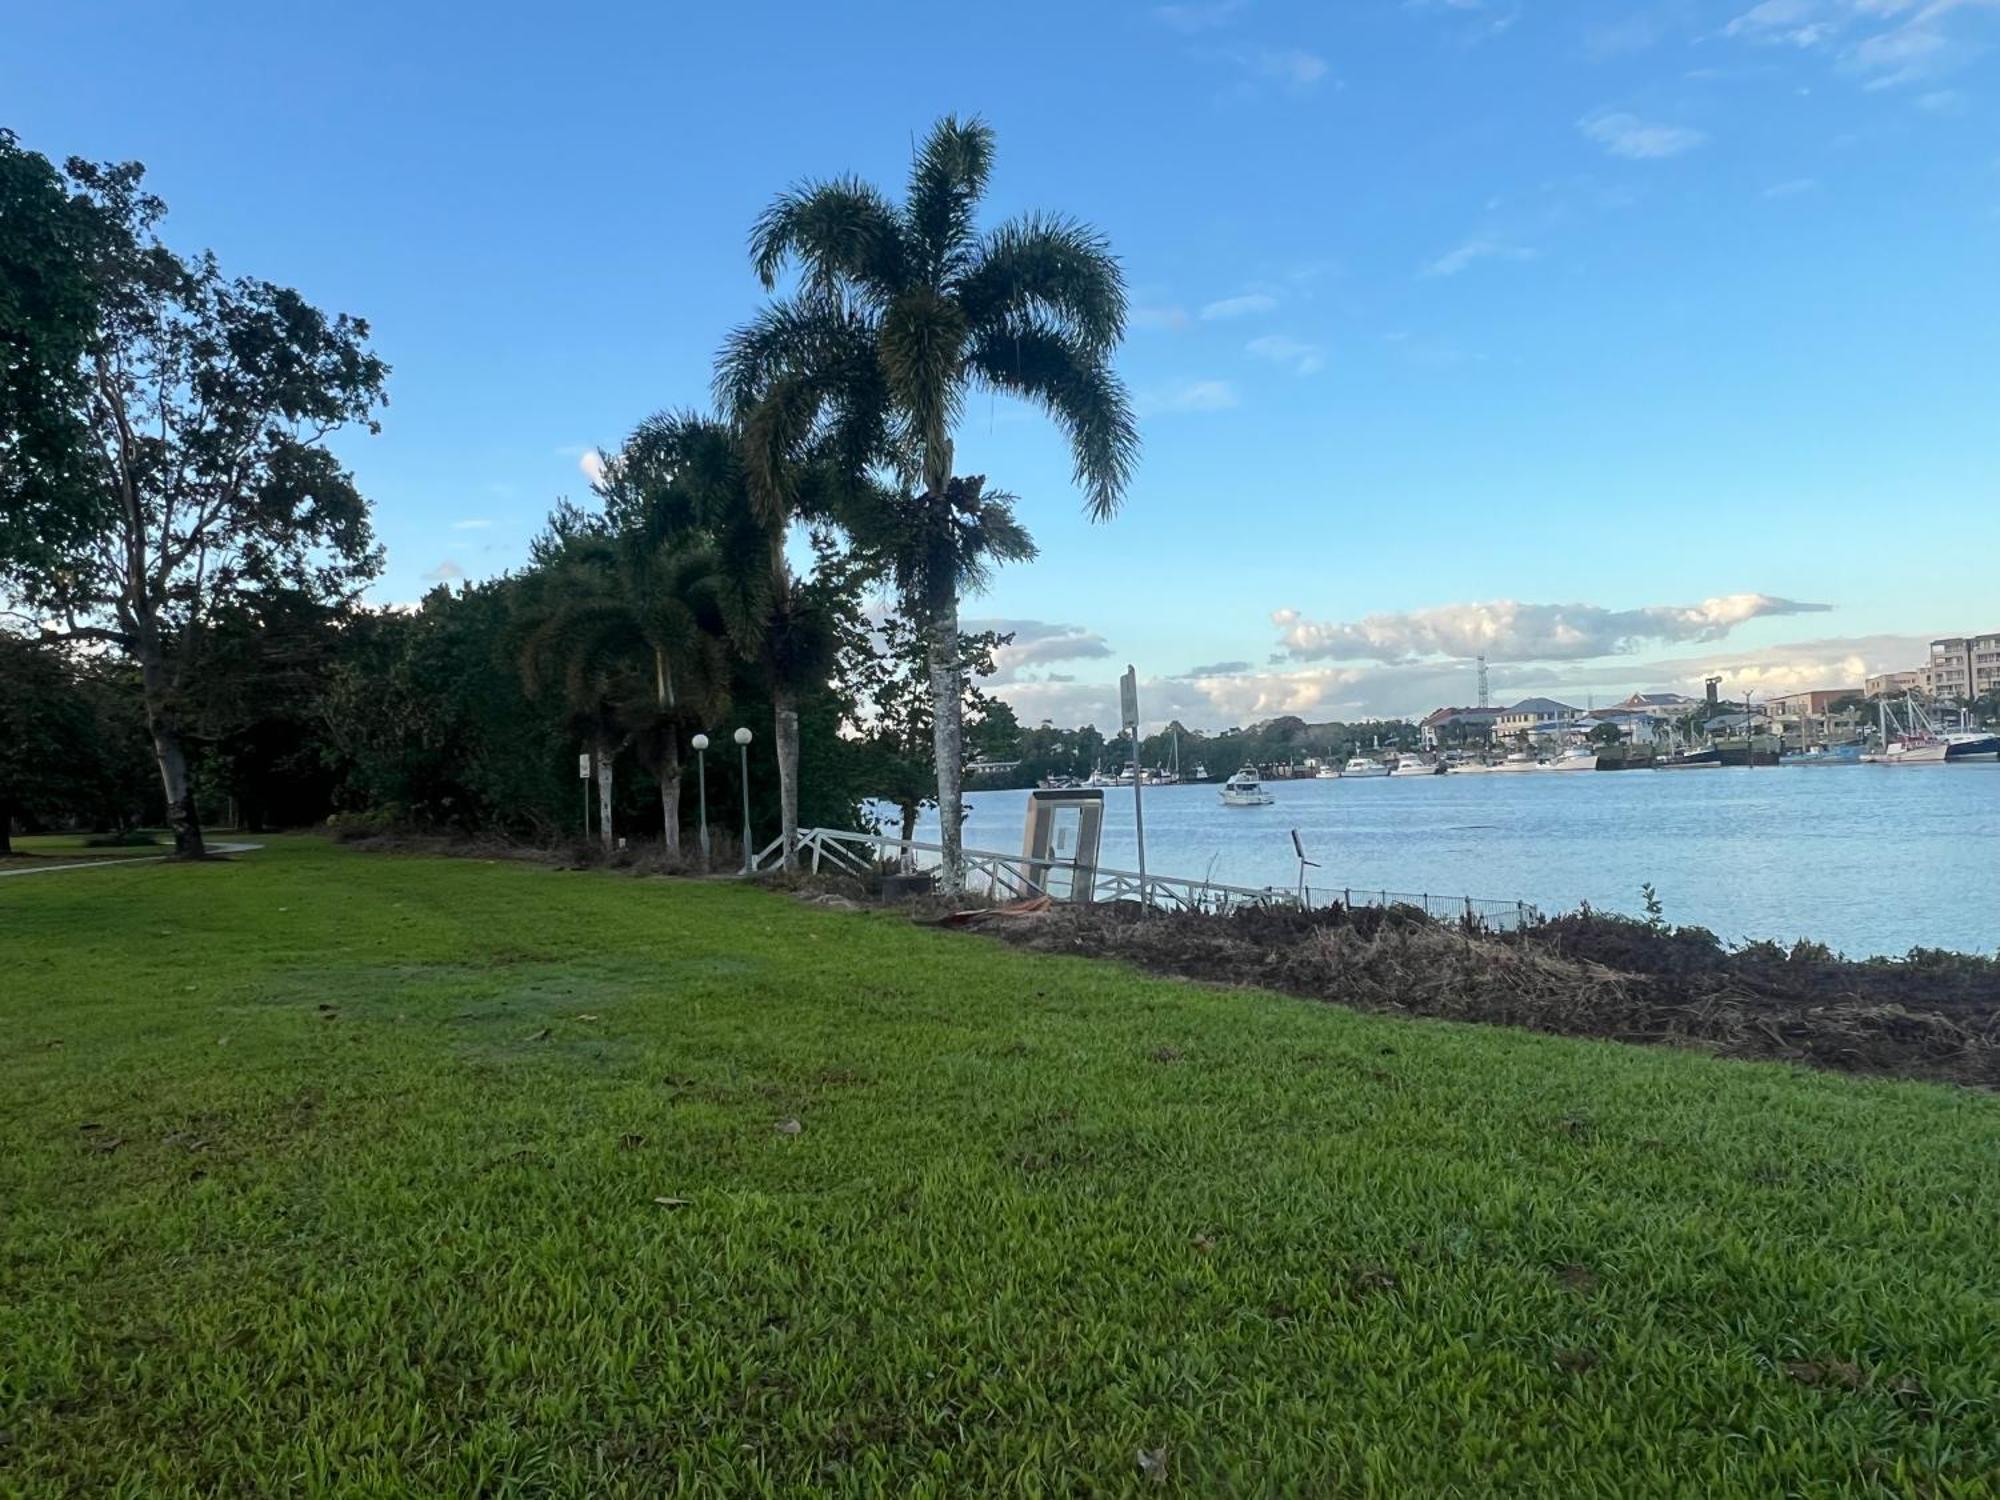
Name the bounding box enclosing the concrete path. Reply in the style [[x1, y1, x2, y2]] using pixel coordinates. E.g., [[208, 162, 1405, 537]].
[[0, 841, 262, 878]]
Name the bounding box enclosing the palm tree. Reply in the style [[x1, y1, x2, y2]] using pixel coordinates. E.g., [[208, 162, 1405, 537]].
[[622, 412, 849, 869], [519, 498, 728, 854], [718, 115, 1137, 893]]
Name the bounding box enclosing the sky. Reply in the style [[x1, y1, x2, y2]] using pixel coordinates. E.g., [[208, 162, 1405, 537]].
[[7, 0, 1997, 729]]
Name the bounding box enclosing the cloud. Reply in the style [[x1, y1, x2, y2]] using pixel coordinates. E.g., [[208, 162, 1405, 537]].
[[1186, 659, 1253, 677], [966, 618, 1115, 683], [1723, 0, 1836, 46], [1245, 334, 1326, 375], [451, 518, 492, 531], [1137, 378, 1241, 414], [1579, 110, 1709, 158], [1272, 594, 1833, 664], [1238, 46, 1329, 85], [579, 450, 608, 487], [421, 560, 466, 584], [1200, 293, 1279, 320], [1132, 303, 1191, 330], [1153, 0, 1248, 31], [1719, 0, 1996, 89], [1421, 237, 1541, 277], [1762, 176, 1820, 196]]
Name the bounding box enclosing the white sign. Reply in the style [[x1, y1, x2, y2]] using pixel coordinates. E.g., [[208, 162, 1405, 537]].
[[1120, 666, 1140, 734], [578, 753, 591, 780]]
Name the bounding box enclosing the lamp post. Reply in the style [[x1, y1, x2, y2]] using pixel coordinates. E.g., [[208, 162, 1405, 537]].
[[691, 734, 711, 869], [734, 727, 753, 873]]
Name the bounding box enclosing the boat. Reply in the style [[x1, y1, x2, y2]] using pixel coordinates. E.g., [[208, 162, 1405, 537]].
[[1391, 756, 1441, 777], [1540, 744, 1599, 773], [1875, 697, 1953, 766], [1491, 750, 1542, 774], [1219, 768, 1274, 806], [1779, 741, 1864, 767], [1314, 763, 1343, 779], [1658, 746, 1722, 770], [1340, 757, 1390, 779]]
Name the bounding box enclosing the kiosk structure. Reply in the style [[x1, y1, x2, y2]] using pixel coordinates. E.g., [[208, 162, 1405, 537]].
[[1019, 788, 1104, 902]]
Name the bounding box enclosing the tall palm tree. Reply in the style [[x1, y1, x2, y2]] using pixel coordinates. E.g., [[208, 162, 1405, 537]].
[[623, 411, 849, 870], [718, 115, 1137, 893]]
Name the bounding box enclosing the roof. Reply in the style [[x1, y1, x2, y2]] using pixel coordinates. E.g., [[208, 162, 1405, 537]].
[[1421, 705, 1506, 724], [1620, 692, 1699, 708], [1501, 697, 1578, 716]]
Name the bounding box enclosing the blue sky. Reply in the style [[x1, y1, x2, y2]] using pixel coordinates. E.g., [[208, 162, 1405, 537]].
[[8, 0, 1997, 727]]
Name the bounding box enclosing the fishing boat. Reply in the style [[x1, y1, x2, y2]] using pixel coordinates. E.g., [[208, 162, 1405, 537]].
[[1341, 756, 1390, 779], [1539, 744, 1599, 773], [1779, 741, 1864, 767], [1219, 768, 1275, 806]]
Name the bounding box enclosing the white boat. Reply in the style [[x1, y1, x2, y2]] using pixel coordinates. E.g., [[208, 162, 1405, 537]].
[[1219, 768, 1274, 806], [1341, 757, 1390, 779], [1540, 744, 1599, 773], [1314, 764, 1343, 779], [1492, 750, 1542, 773], [1875, 697, 1964, 766], [1391, 756, 1440, 777]]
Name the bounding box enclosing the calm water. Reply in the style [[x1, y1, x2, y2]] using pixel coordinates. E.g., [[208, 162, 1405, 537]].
[[907, 765, 2000, 957]]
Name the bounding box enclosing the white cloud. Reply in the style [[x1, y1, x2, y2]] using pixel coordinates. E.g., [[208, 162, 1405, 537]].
[[965, 618, 1115, 684], [1138, 378, 1241, 414], [451, 518, 492, 531], [1200, 293, 1279, 320], [1421, 237, 1541, 276], [579, 449, 608, 487], [1719, 0, 1996, 89], [1241, 46, 1329, 85], [1245, 334, 1326, 375], [1579, 110, 1710, 158], [1763, 176, 1820, 196], [421, 560, 466, 584], [1132, 303, 1191, 330], [1272, 594, 1833, 664]]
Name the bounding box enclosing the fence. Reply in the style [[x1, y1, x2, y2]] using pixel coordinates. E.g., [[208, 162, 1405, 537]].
[[755, 827, 1539, 929]]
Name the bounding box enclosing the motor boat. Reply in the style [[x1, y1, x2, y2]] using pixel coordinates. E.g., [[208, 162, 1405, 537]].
[[1658, 746, 1722, 770], [1314, 763, 1343, 779], [1390, 756, 1441, 777], [1219, 768, 1275, 805], [1540, 744, 1599, 773], [1341, 757, 1390, 779], [1491, 750, 1542, 773], [1779, 742, 1864, 767]]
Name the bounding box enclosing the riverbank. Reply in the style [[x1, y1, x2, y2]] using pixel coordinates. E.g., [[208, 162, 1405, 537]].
[[7, 837, 1999, 1494]]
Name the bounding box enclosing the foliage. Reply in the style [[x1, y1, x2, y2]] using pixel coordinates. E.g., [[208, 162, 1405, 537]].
[[850, 613, 1009, 836], [3, 838, 1997, 1494]]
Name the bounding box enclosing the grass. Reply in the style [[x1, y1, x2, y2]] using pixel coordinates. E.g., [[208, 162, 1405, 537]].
[[1, 833, 165, 867], [3, 838, 1998, 1496]]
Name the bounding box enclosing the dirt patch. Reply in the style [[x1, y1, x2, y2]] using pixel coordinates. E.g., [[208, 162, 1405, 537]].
[[975, 900, 2000, 1089]]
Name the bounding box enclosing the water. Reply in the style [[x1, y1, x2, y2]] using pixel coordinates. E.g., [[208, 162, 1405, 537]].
[[906, 765, 2000, 958]]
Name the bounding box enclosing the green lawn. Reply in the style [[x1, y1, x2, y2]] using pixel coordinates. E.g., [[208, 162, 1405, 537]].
[[3, 838, 1997, 1496], [1, 833, 167, 867]]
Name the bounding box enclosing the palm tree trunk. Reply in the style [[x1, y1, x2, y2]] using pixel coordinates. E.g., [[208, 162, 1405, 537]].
[[926, 584, 965, 897], [658, 745, 682, 855], [773, 685, 800, 871], [595, 740, 615, 853]]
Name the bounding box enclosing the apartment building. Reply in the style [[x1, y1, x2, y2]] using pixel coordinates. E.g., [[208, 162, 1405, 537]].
[[1929, 634, 2000, 701]]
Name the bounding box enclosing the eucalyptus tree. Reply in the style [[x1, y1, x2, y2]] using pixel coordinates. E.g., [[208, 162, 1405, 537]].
[[0, 142, 385, 857], [719, 115, 1138, 892]]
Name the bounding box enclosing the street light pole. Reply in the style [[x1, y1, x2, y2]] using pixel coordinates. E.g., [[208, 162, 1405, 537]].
[[691, 734, 711, 869], [734, 726, 753, 873]]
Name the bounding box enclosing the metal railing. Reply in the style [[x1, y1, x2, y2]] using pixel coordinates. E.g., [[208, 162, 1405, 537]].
[[754, 827, 1538, 929]]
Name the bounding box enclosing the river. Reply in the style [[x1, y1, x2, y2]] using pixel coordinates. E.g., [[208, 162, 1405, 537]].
[[905, 764, 2000, 958]]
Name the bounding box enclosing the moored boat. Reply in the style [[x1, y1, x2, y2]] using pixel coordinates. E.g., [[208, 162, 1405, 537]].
[[1219, 768, 1275, 806], [1340, 757, 1390, 779]]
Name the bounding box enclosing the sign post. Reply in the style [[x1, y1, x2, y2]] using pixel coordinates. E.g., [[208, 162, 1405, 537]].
[[1120, 666, 1148, 907], [578, 751, 591, 838]]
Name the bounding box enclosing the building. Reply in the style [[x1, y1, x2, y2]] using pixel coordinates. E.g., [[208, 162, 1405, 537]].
[[1608, 691, 1703, 717], [1492, 697, 1579, 744], [1581, 708, 1673, 746], [1865, 669, 1923, 699], [1929, 633, 2000, 701], [1762, 689, 1863, 716], [1762, 689, 1864, 747], [1417, 705, 1507, 751]]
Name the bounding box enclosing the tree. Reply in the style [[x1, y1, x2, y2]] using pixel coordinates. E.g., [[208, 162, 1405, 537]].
[[1, 146, 386, 856], [721, 116, 1138, 892], [855, 612, 1009, 843], [619, 412, 850, 868], [1587, 721, 1624, 747]]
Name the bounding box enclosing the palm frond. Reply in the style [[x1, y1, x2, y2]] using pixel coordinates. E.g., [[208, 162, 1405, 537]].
[[877, 288, 968, 489], [966, 319, 1138, 522], [905, 116, 995, 284], [958, 213, 1126, 355], [749, 176, 907, 301]]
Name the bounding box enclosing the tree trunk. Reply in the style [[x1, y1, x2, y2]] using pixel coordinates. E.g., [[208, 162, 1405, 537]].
[[898, 799, 919, 846], [773, 686, 801, 871], [658, 744, 682, 855], [595, 741, 614, 853], [0, 793, 12, 856], [139, 648, 204, 858], [927, 584, 965, 897]]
